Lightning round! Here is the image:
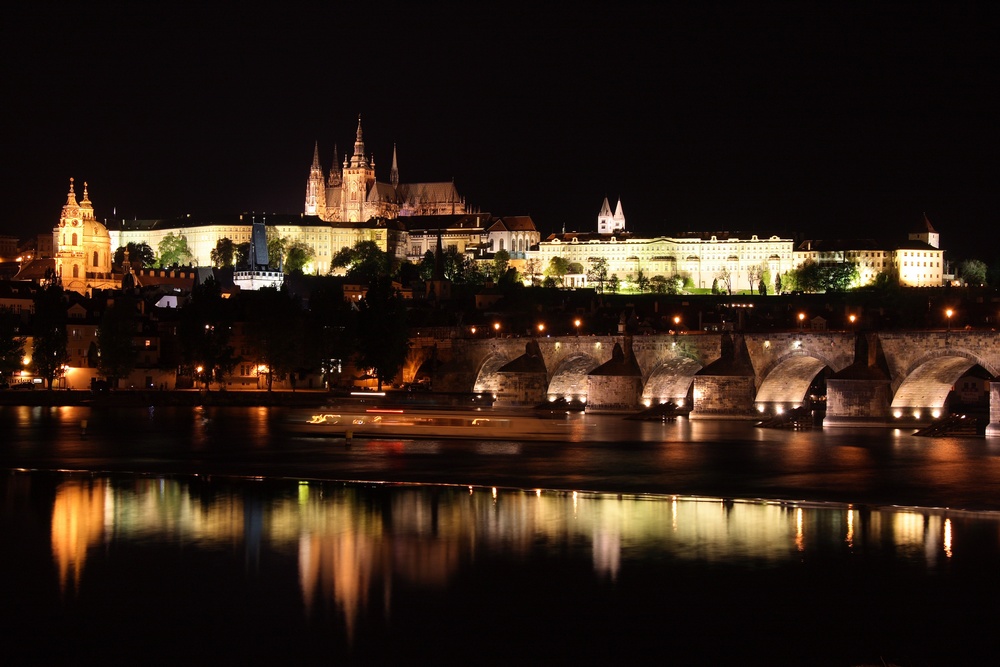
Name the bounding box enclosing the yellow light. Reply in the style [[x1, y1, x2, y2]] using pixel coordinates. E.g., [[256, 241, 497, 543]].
[[931, 409, 941, 419], [913, 410, 921, 419], [893, 410, 902, 419]]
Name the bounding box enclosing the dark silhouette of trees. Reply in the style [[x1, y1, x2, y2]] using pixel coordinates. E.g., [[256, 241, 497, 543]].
[[97, 295, 139, 388], [30, 283, 69, 388], [355, 275, 409, 391], [177, 278, 237, 389]]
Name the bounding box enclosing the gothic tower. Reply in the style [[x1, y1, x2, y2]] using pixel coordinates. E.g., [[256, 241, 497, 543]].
[[304, 142, 327, 218], [342, 116, 376, 222]]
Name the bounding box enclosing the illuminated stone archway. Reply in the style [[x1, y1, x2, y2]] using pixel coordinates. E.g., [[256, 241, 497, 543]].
[[754, 355, 830, 413], [547, 353, 602, 401], [891, 355, 990, 417], [473, 353, 517, 396], [641, 357, 702, 408]]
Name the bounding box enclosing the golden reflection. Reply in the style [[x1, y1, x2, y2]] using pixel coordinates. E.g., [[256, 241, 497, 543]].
[[795, 507, 804, 551], [51, 479, 108, 593], [46, 476, 980, 647], [944, 518, 953, 558], [846, 507, 854, 548]]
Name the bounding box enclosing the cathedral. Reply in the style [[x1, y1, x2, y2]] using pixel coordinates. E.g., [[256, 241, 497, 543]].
[[305, 117, 467, 222]]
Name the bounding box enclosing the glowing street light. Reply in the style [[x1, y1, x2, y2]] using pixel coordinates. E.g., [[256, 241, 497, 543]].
[[470, 326, 477, 336], [848, 314, 857, 330], [537, 323, 545, 336], [493, 322, 500, 338], [946, 308, 954, 331], [573, 318, 581, 336], [798, 312, 806, 331]]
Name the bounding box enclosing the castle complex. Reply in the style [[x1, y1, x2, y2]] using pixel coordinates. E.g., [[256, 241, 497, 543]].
[[11, 119, 944, 296]]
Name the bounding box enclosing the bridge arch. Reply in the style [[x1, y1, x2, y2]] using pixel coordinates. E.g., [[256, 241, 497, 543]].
[[473, 352, 518, 396], [547, 352, 602, 400], [890, 350, 998, 416], [754, 352, 835, 413], [641, 357, 702, 407]]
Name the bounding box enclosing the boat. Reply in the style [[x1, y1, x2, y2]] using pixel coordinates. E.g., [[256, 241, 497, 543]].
[[296, 406, 582, 441]]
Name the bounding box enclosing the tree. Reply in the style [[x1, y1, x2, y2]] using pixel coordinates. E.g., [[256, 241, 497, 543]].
[[235, 242, 251, 268], [331, 240, 390, 283], [524, 258, 541, 286], [303, 278, 356, 390], [586, 257, 609, 293], [715, 269, 733, 295], [30, 283, 69, 389], [285, 241, 316, 273], [490, 249, 511, 284], [244, 286, 304, 390], [959, 259, 988, 286], [774, 272, 783, 295], [266, 228, 288, 269], [758, 279, 767, 295], [608, 274, 620, 294], [544, 256, 570, 286], [355, 276, 410, 391], [177, 278, 237, 389], [0, 310, 26, 386], [97, 298, 139, 388], [210, 238, 236, 268], [158, 233, 194, 267], [822, 262, 859, 292], [114, 242, 155, 268]]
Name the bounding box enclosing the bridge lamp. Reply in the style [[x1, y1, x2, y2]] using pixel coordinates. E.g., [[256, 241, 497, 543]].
[[574, 318, 581, 335], [493, 322, 500, 337], [538, 323, 545, 335], [932, 409, 941, 419], [893, 410, 902, 419], [798, 312, 806, 330], [470, 326, 477, 336], [673, 315, 681, 328], [945, 308, 954, 331], [848, 314, 856, 329]]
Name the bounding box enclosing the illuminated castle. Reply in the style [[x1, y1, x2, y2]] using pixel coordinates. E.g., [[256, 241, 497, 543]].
[[305, 117, 467, 223]]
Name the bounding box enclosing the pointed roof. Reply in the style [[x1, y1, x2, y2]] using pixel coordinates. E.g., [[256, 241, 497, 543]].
[[921, 212, 937, 233], [599, 197, 612, 217], [311, 141, 321, 168], [613, 198, 625, 219]]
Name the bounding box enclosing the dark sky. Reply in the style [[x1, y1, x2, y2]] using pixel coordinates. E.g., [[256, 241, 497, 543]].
[[4, 3, 998, 262]]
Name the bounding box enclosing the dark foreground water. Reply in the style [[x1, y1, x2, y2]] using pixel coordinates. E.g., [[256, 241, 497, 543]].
[[3, 405, 1000, 665]]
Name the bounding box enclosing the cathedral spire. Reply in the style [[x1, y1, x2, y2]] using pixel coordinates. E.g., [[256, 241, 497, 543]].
[[390, 144, 399, 188], [311, 141, 321, 169], [351, 114, 368, 167]]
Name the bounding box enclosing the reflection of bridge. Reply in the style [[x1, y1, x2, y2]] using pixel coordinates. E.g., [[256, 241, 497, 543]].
[[430, 331, 1000, 433]]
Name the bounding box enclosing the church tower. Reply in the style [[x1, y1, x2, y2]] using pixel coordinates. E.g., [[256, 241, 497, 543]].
[[597, 197, 627, 234], [910, 213, 940, 249], [304, 142, 327, 218], [53, 179, 115, 295], [343, 116, 376, 222]]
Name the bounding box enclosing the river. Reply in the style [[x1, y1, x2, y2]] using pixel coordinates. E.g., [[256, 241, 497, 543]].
[[2, 405, 1000, 665]]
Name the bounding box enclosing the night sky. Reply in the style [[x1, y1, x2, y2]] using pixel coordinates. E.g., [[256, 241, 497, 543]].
[[4, 3, 998, 262]]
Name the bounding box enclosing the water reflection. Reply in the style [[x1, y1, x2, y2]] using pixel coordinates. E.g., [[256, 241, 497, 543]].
[[41, 472, 993, 646]]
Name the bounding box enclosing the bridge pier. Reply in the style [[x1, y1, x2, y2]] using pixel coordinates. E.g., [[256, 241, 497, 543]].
[[986, 384, 1000, 438], [824, 378, 893, 427], [690, 375, 758, 420]]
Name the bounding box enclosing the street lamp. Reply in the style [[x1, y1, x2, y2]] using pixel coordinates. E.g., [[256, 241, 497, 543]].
[[946, 308, 954, 331], [470, 326, 477, 337], [798, 312, 806, 331], [848, 314, 856, 330], [537, 323, 545, 336], [493, 322, 500, 338], [573, 318, 581, 336]]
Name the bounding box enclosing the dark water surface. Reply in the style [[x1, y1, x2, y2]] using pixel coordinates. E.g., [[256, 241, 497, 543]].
[[3, 405, 1000, 665]]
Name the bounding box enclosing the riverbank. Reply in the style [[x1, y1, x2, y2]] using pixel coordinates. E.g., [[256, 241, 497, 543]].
[[0, 389, 334, 408]]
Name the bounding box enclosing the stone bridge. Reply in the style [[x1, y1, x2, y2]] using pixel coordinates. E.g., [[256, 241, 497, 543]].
[[428, 330, 1000, 433]]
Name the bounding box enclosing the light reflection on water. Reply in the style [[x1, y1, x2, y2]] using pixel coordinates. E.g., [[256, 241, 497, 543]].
[[16, 471, 998, 664]]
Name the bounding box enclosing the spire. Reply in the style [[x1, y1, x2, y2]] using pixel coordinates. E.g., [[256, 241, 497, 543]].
[[390, 144, 399, 188], [350, 114, 368, 167], [65, 177, 78, 206], [311, 141, 321, 168], [79, 181, 94, 220], [328, 144, 341, 187], [599, 197, 612, 218], [922, 212, 937, 233]]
